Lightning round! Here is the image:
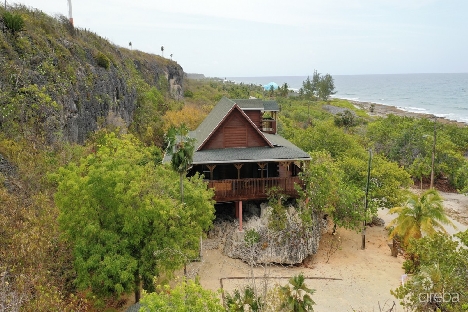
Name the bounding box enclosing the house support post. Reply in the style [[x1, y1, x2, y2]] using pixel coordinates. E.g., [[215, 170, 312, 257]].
[[236, 201, 243, 232], [234, 164, 243, 179]]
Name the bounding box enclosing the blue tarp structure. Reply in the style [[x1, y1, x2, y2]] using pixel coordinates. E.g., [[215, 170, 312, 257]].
[[263, 82, 279, 91]]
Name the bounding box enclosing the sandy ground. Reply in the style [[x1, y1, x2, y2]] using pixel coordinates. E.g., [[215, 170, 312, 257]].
[[190, 219, 404, 312], [187, 192, 468, 312]]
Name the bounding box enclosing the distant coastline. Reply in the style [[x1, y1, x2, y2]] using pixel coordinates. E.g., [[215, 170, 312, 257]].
[[226, 73, 468, 124], [348, 99, 467, 126]]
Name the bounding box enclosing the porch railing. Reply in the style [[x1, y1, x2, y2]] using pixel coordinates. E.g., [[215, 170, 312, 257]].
[[207, 177, 301, 202]]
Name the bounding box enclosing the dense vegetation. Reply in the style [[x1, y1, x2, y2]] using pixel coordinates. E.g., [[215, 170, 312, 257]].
[[1, 5, 468, 311]]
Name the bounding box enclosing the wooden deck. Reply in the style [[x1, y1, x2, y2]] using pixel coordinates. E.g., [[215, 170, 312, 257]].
[[207, 177, 301, 202]]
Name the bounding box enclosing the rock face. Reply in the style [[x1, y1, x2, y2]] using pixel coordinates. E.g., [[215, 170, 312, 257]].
[[220, 203, 323, 265], [61, 60, 184, 143], [0, 9, 185, 144]]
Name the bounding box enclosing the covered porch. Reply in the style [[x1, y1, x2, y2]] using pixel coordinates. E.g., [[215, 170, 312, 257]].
[[208, 176, 301, 202], [190, 160, 303, 202]]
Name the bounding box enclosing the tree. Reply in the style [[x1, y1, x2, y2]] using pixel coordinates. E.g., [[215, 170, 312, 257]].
[[226, 286, 264, 312], [165, 123, 196, 202], [130, 87, 167, 146], [161, 45, 164, 56], [298, 151, 363, 231], [408, 156, 431, 189], [333, 109, 357, 129], [279, 82, 289, 97], [140, 279, 224, 312], [163, 105, 206, 132], [268, 85, 275, 97], [300, 71, 320, 101], [388, 189, 455, 247], [54, 132, 215, 302], [391, 232, 468, 311], [279, 273, 315, 311], [339, 153, 412, 212], [317, 73, 336, 101], [292, 126, 411, 229]]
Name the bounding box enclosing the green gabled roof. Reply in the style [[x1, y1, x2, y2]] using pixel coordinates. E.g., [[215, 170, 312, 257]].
[[263, 133, 306, 151], [191, 130, 310, 164], [190, 97, 273, 151], [163, 97, 310, 165], [189, 97, 236, 150], [192, 144, 310, 164], [233, 99, 279, 111]]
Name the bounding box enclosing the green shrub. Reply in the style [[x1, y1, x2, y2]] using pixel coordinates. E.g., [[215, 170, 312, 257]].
[[334, 109, 357, 128], [3, 11, 25, 35], [184, 89, 194, 98], [95, 52, 110, 69]]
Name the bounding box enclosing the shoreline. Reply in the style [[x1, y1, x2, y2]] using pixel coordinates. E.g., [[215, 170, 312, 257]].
[[345, 99, 467, 127]]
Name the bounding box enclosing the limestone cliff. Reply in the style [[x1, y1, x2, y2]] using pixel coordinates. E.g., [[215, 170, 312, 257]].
[[0, 5, 185, 144]]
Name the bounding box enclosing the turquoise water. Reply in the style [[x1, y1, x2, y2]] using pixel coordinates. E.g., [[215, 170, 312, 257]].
[[227, 73, 468, 123]]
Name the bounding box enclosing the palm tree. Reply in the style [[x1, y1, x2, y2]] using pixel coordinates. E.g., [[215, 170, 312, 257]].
[[225, 286, 263, 311], [388, 189, 455, 247], [279, 273, 315, 311], [165, 124, 195, 203]]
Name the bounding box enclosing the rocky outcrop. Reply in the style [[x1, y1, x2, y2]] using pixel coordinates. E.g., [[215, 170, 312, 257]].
[[215, 203, 323, 265]]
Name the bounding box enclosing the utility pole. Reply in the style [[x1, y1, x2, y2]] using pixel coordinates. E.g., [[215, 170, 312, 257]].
[[67, 0, 73, 26], [3, 1, 5, 34], [361, 149, 372, 250], [430, 117, 437, 189]]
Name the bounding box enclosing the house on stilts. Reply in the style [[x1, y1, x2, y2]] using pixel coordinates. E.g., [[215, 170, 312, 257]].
[[165, 97, 311, 231]]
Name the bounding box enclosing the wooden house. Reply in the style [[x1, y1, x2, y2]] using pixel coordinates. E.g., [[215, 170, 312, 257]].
[[166, 97, 311, 230]]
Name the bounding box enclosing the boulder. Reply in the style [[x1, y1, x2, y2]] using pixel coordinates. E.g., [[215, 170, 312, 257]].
[[222, 203, 323, 265]]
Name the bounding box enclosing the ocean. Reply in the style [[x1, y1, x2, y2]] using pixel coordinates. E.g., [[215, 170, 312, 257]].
[[226, 73, 468, 124]]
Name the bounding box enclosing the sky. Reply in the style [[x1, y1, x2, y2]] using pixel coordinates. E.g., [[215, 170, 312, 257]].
[[11, 0, 468, 77]]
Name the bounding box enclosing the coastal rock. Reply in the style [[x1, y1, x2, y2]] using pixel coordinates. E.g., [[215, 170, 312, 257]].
[[323, 104, 356, 116]]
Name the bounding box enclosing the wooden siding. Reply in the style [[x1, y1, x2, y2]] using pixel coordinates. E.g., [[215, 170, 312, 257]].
[[202, 109, 270, 150], [244, 111, 262, 129], [208, 177, 301, 202], [278, 163, 292, 177], [224, 126, 247, 148]]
